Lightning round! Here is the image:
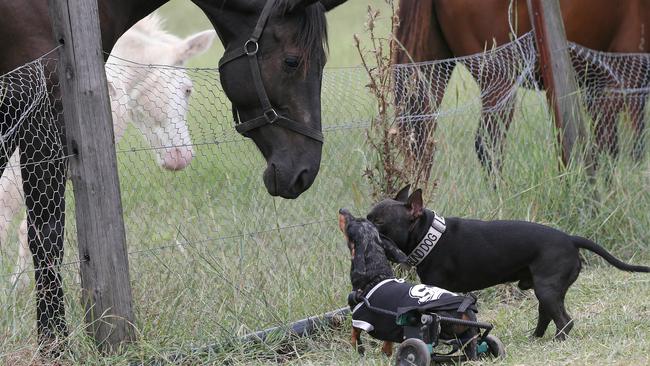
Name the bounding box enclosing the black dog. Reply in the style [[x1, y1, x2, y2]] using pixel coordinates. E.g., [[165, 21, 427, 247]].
[[366, 185, 650, 340], [338, 208, 478, 358]]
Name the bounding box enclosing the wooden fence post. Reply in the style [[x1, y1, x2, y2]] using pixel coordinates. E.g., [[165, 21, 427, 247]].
[[48, 0, 136, 351], [527, 0, 587, 167]]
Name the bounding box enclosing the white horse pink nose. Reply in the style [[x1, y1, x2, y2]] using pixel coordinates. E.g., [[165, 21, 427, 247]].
[[161, 146, 194, 171]]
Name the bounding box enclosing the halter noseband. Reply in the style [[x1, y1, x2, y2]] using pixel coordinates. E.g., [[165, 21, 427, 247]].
[[217, 1, 324, 143]]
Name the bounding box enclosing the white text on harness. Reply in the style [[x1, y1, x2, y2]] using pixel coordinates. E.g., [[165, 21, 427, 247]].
[[406, 213, 446, 267]]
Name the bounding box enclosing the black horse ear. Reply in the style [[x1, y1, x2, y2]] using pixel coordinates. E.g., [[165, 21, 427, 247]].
[[394, 184, 411, 202], [406, 189, 424, 219], [320, 0, 348, 11]]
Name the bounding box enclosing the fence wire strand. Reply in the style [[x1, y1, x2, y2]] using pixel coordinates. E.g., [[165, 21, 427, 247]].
[[0, 30, 649, 358]]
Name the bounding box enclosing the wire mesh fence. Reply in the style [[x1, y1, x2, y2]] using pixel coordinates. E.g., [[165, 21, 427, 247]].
[[570, 42, 650, 159], [0, 30, 649, 359], [0, 51, 71, 357], [393, 32, 650, 170]]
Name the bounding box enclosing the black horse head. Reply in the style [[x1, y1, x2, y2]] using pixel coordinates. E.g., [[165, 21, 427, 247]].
[[196, 0, 347, 198]]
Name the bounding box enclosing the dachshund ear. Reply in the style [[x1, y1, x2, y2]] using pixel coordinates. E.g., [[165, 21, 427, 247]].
[[379, 235, 408, 263], [338, 212, 346, 234], [394, 184, 411, 202]]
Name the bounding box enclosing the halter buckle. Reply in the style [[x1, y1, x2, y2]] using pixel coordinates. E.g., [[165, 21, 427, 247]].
[[244, 39, 259, 56], [264, 109, 279, 123]]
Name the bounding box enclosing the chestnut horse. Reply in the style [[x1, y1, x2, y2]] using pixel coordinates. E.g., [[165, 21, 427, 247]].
[[0, 0, 347, 354], [394, 0, 650, 173]]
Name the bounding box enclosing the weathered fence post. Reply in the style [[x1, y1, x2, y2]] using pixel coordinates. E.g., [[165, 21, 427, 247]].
[[48, 0, 136, 351], [527, 0, 587, 167]]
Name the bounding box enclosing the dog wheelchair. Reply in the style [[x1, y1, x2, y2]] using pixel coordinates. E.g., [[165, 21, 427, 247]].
[[348, 291, 505, 365]]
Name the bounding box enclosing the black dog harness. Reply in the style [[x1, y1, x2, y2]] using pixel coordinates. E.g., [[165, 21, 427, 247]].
[[218, 0, 324, 143], [351, 279, 468, 342], [406, 212, 446, 267]]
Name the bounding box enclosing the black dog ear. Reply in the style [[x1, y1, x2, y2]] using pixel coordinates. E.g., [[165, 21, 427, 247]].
[[379, 235, 408, 263], [394, 184, 411, 202], [320, 0, 348, 11], [406, 189, 424, 218]]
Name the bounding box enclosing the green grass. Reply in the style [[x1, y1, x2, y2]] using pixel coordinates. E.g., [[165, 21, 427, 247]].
[[1, 1, 650, 365]]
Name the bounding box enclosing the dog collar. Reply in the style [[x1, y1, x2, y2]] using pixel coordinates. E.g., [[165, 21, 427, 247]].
[[406, 212, 446, 267]]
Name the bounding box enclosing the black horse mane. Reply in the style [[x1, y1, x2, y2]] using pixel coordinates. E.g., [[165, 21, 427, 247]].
[[273, 0, 329, 65]]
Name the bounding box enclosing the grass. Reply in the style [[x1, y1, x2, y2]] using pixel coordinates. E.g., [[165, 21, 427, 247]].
[[1, 1, 649, 365]]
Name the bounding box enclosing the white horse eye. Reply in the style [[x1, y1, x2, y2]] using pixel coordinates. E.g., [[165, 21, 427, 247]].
[[184, 87, 192, 97]]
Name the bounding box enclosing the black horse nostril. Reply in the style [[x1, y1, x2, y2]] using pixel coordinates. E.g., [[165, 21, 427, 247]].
[[263, 163, 279, 196], [294, 168, 311, 192]]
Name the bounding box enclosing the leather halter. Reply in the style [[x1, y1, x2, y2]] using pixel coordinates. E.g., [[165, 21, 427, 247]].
[[218, 1, 325, 143]]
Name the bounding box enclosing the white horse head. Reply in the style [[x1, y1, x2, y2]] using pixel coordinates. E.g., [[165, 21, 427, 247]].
[[106, 15, 216, 170], [3, 15, 216, 291]]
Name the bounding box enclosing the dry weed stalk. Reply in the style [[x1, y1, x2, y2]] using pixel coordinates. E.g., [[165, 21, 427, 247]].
[[355, 1, 438, 200]]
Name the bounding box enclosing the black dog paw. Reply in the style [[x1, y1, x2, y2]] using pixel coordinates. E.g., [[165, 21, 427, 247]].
[[396, 262, 412, 272]]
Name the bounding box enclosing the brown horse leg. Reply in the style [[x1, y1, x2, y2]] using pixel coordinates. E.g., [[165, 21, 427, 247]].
[[468, 50, 518, 176], [393, 0, 454, 159], [629, 94, 647, 162], [395, 63, 454, 159], [593, 94, 622, 161], [584, 80, 627, 166], [475, 85, 517, 176], [624, 54, 650, 162]]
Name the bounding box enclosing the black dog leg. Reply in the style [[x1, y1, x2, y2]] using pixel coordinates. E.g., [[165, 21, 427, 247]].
[[554, 294, 574, 340], [462, 312, 478, 360], [534, 283, 573, 340], [351, 327, 365, 356], [533, 303, 552, 338]]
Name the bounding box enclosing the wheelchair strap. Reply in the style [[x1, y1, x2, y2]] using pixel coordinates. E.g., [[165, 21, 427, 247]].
[[457, 295, 476, 313]]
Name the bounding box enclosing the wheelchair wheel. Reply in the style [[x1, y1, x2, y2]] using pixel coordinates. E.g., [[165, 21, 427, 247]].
[[483, 334, 505, 358], [395, 338, 431, 366]]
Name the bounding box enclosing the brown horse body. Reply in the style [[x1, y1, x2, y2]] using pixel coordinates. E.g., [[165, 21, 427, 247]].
[[0, 1, 155, 352], [395, 0, 650, 172]]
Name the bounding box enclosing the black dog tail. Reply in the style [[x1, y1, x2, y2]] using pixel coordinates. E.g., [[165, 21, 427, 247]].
[[572, 236, 650, 272]]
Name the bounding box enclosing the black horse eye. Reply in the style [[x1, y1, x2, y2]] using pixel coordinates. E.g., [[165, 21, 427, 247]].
[[283, 56, 301, 70]]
